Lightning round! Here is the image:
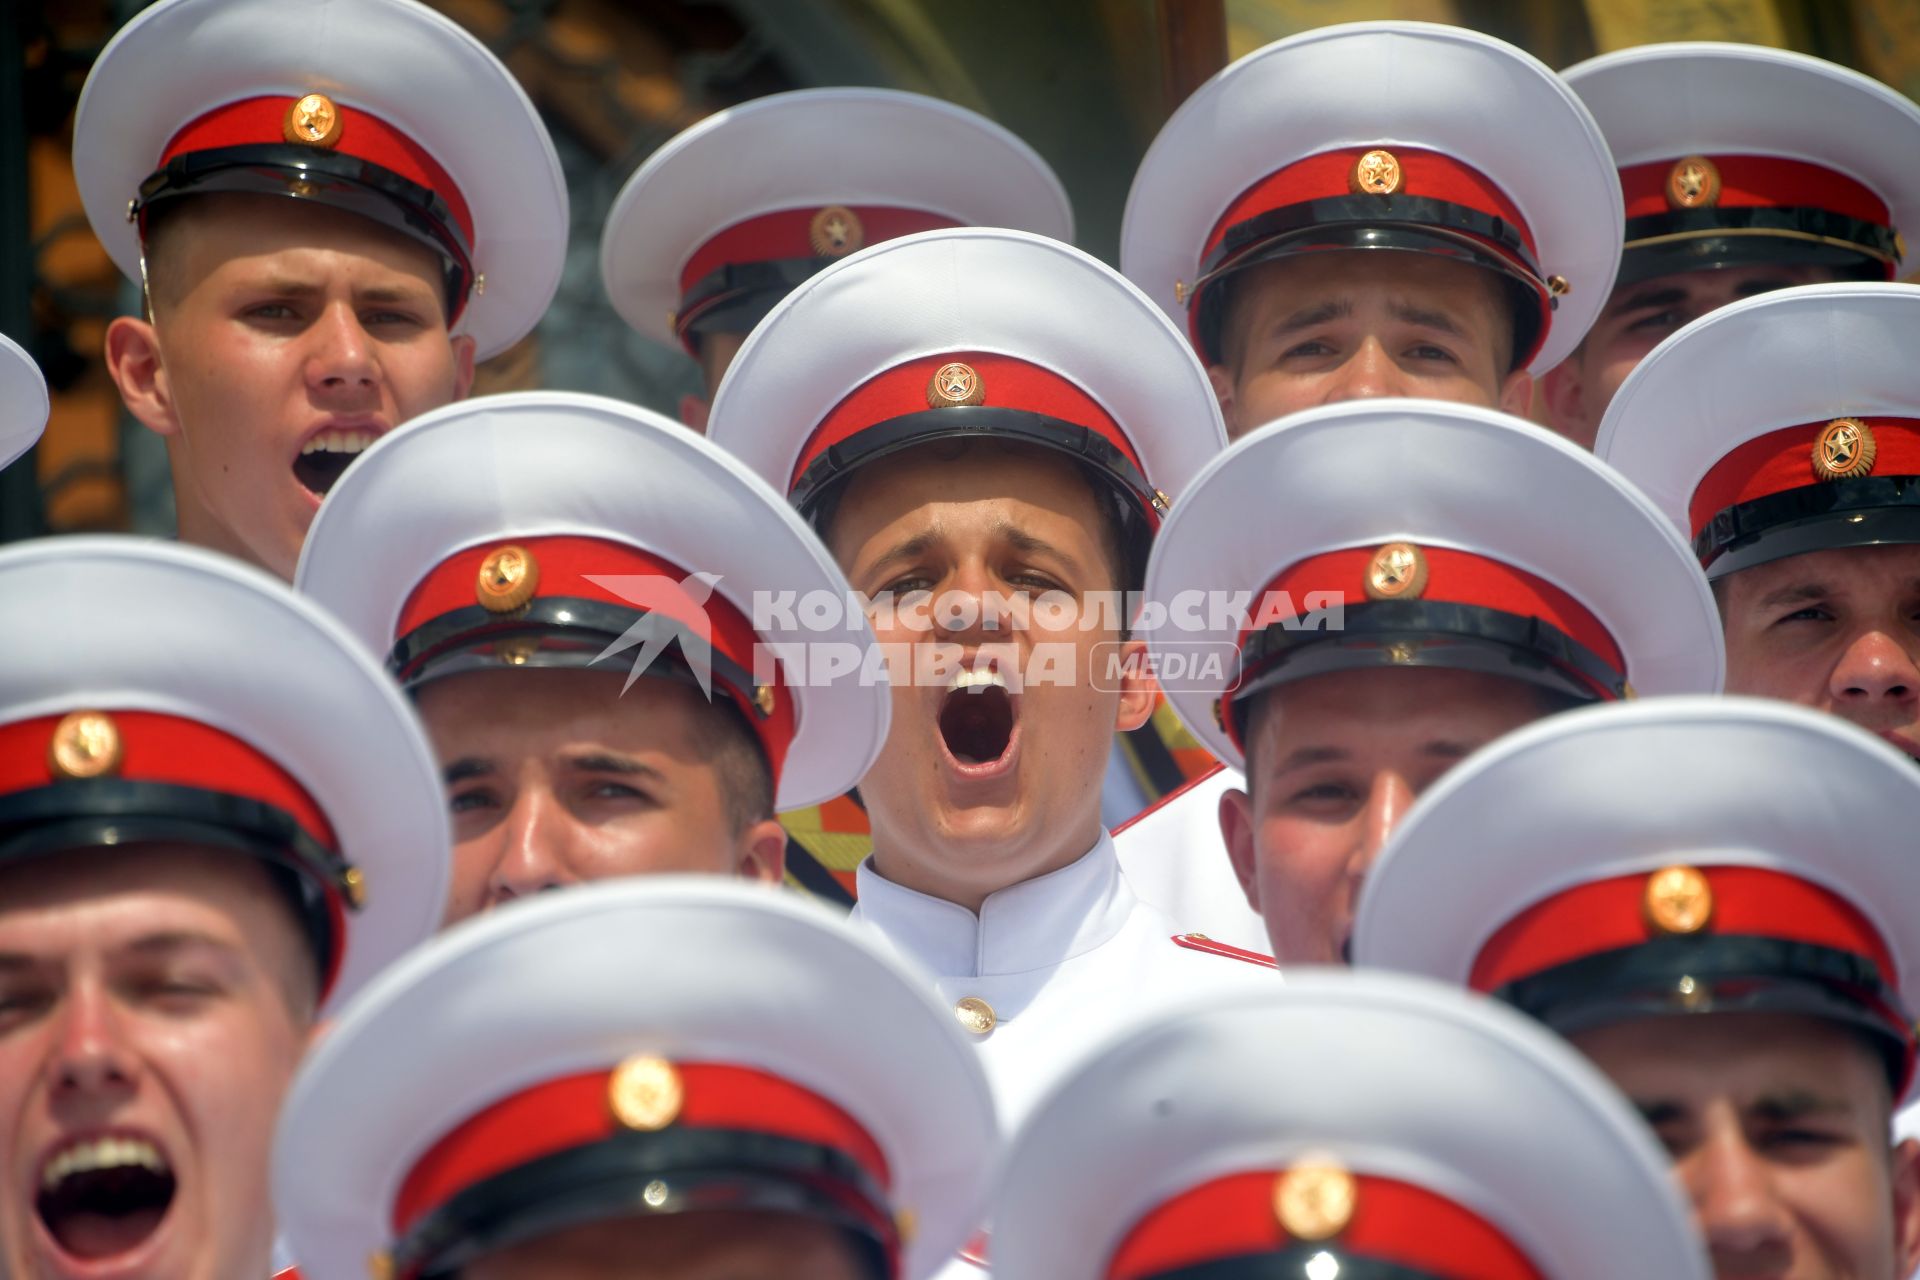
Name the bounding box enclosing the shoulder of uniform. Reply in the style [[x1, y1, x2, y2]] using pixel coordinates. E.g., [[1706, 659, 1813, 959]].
[[1112, 761, 1230, 836], [1171, 932, 1278, 969]]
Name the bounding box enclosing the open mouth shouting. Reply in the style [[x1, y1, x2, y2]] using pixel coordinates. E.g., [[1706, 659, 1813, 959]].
[[33, 1131, 176, 1272], [936, 663, 1022, 782], [292, 422, 384, 500]]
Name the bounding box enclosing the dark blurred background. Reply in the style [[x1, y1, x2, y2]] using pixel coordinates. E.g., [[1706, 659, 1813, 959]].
[[4, 0, 1915, 544]]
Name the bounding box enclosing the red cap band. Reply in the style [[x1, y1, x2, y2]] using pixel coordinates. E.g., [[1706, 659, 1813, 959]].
[[678, 205, 962, 300], [1107, 1169, 1541, 1280], [791, 350, 1148, 505], [391, 1062, 892, 1238], [397, 535, 796, 786], [1204, 147, 1538, 267], [0, 710, 336, 850], [1620, 154, 1890, 226], [0, 709, 349, 998], [1245, 545, 1623, 674], [157, 95, 475, 248], [1470, 864, 1899, 995], [1688, 417, 1920, 540]]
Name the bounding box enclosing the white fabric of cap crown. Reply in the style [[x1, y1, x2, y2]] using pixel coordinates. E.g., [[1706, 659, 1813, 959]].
[[74, 0, 567, 360], [1120, 20, 1622, 372], [1145, 399, 1723, 767], [990, 970, 1708, 1280], [707, 226, 1226, 502], [273, 877, 997, 1280], [1564, 42, 1920, 276], [1353, 696, 1920, 1100], [0, 332, 48, 471], [602, 87, 1074, 346], [0, 537, 447, 1012], [296, 391, 889, 812], [1596, 281, 1920, 544]]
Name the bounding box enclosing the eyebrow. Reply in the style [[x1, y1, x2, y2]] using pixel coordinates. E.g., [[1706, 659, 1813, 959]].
[[125, 931, 236, 958], [1271, 738, 1476, 775], [997, 522, 1088, 580], [1609, 286, 1687, 316], [443, 758, 493, 786], [1754, 581, 1832, 610], [1748, 1090, 1852, 1121], [1389, 301, 1467, 337], [864, 531, 941, 579], [255, 277, 434, 305], [564, 753, 665, 783], [1634, 1091, 1852, 1126], [1274, 298, 1352, 335]]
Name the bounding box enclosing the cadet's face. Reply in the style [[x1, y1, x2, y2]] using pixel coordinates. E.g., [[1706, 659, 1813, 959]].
[[1208, 252, 1531, 438], [0, 847, 314, 1280], [1718, 545, 1920, 765], [105, 194, 475, 581], [1573, 1014, 1920, 1280], [463, 1210, 872, 1280], [829, 443, 1153, 910], [420, 668, 781, 925], [1543, 263, 1839, 449], [1222, 667, 1550, 964]]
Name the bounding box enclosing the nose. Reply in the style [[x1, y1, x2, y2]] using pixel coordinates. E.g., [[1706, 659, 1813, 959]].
[[1350, 771, 1415, 883], [49, 981, 137, 1102], [1682, 1115, 1794, 1269], [1320, 338, 1404, 404], [484, 785, 574, 907], [930, 562, 1009, 643], [304, 301, 378, 395], [1828, 626, 1920, 705]]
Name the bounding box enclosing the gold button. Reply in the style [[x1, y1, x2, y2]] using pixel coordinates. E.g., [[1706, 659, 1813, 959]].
[[341, 865, 368, 911], [608, 1055, 684, 1130], [1273, 1162, 1356, 1240], [809, 205, 864, 257], [1546, 274, 1570, 297], [1363, 541, 1428, 601], [366, 1250, 394, 1280], [753, 685, 777, 717], [1350, 149, 1403, 196], [954, 996, 996, 1036], [283, 92, 344, 149], [927, 362, 985, 408], [48, 711, 123, 780], [1812, 417, 1876, 482], [1644, 865, 1713, 936], [475, 544, 540, 614]]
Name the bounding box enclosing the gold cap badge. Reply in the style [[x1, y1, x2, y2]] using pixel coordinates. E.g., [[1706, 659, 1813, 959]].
[[809, 205, 864, 257], [1812, 417, 1876, 482], [476, 545, 539, 614], [927, 362, 985, 408], [1644, 864, 1714, 936], [1274, 1163, 1357, 1241], [953, 996, 997, 1036], [609, 1055, 685, 1131], [753, 685, 777, 717], [1350, 149, 1403, 197], [284, 93, 344, 149], [48, 711, 123, 780], [1666, 155, 1720, 210], [1364, 542, 1428, 601]]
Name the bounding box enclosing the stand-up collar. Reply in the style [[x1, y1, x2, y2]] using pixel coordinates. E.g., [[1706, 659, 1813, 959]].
[[852, 832, 1133, 979]]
